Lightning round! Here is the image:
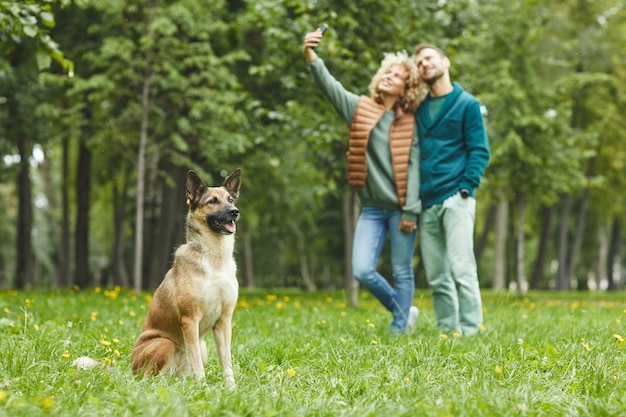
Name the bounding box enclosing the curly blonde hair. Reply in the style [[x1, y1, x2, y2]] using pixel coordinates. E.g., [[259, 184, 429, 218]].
[[368, 51, 425, 113]]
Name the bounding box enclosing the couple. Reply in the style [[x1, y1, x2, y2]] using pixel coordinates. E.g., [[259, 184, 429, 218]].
[[303, 29, 490, 336]]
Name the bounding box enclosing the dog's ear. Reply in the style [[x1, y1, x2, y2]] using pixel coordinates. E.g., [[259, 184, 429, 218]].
[[223, 168, 241, 201], [186, 170, 207, 207]]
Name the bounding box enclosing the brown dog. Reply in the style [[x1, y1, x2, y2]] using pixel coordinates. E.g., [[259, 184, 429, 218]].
[[130, 168, 241, 387]]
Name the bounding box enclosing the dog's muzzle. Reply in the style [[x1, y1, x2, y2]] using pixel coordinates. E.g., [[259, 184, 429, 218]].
[[208, 207, 240, 235]]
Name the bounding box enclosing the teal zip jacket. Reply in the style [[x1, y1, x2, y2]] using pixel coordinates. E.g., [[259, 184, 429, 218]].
[[309, 57, 421, 220], [415, 82, 490, 208]]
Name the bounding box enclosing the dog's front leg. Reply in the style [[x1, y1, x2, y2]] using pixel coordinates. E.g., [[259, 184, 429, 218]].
[[180, 316, 205, 380], [213, 316, 235, 388]]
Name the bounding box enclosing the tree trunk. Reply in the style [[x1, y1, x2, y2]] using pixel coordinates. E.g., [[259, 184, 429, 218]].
[[567, 188, 590, 289], [112, 167, 130, 288], [74, 111, 92, 288], [133, 46, 153, 294], [242, 230, 255, 288], [596, 224, 607, 291], [15, 140, 34, 289], [59, 135, 72, 287], [530, 206, 552, 290], [146, 165, 186, 289], [343, 189, 359, 307], [0, 253, 5, 288], [556, 193, 571, 290], [492, 199, 508, 290], [515, 194, 526, 297], [298, 239, 317, 291], [475, 204, 496, 261], [10, 39, 36, 289], [607, 217, 620, 290]]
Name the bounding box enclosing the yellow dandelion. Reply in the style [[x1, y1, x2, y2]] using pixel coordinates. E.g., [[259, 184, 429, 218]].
[[452, 332, 460, 338], [118, 320, 124, 326], [368, 322, 375, 328], [100, 340, 111, 347], [103, 358, 112, 365], [275, 302, 284, 309], [582, 343, 590, 351], [371, 339, 378, 345], [440, 334, 448, 340], [326, 296, 333, 303], [287, 368, 296, 377], [112, 338, 120, 344], [95, 287, 101, 293], [403, 377, 410, 383], [494, 366, 503, 376], [129, 311, 136, 317], [283, 296, 290, 302], [33, 324, 39, 331], [614, 334, 624, 343], [0, 390, 6, 403], [41, 396, 54, 409], [62, 350, 70, 359], [3, 308, 9, 314], [90, 311, 99, 321], [479, 324, 487, 332], [114, 350, 120, 357], [340, 311, 346, 317]]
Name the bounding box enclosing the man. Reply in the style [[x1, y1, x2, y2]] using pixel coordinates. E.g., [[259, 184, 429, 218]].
[[413, 44, 490, 336]]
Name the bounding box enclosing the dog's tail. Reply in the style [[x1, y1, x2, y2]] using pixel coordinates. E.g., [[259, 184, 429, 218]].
[[72, 356, 114, 372]]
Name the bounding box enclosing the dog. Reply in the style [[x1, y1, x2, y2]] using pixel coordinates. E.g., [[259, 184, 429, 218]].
[[130, 168, 241, 387]]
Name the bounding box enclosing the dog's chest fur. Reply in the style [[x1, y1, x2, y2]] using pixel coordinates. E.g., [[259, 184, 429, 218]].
[[172, 237, 238, 332]]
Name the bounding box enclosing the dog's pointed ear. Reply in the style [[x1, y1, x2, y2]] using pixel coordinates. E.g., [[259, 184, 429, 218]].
[[223, 168, 241, 201], [186, 170, 207, 207]]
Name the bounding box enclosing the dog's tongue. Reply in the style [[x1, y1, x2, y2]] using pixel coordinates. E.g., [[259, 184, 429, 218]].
[[224, 221, 236, 233]]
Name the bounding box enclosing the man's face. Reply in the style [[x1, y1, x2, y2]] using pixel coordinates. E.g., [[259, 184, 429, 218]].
[[415, 48, 449, 85]]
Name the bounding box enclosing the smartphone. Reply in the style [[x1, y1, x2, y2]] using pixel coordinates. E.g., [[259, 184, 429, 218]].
[[320, 23, 328, 35]]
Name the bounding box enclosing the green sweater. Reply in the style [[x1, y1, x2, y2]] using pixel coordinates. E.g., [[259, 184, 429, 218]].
[[309, 57, 421, 220], [415, 82, 490, 208]]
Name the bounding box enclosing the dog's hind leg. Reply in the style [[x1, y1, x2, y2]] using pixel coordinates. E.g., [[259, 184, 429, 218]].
[[213, 315, 235, 388]]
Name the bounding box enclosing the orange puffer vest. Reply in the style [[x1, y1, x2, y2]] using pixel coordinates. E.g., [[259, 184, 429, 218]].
[[347, 96, 415, 207]]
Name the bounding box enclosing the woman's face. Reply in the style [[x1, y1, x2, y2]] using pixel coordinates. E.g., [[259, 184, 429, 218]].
[[376, 64, 407, 98]]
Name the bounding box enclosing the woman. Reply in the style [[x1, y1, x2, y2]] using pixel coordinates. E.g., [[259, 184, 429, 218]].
[[303, 28, 425, 333]]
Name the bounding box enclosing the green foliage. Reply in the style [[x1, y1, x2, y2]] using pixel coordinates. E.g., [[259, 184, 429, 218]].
[[0, 0, 73, 73], [2, 0, 626, 288], [0, 289, 624, 415]]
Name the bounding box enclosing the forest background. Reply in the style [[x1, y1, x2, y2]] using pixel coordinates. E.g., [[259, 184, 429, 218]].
[[1, 0, 625, 301]]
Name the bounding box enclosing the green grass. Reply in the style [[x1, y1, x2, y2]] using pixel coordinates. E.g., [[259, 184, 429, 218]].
[[0, 287, 624, 416]]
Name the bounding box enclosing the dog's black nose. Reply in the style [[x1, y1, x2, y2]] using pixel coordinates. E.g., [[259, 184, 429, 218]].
[[229, 208, 240, 219]]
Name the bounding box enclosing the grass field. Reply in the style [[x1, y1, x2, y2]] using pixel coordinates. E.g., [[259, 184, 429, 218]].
[[0, 287, 624, 416]]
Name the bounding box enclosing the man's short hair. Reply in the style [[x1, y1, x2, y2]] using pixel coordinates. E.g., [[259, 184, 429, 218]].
[[414, 43, 446, 58]]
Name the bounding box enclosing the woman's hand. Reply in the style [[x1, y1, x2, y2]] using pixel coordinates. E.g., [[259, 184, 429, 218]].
[[399, 219, 417, 234], [303, 30, 323, 63]]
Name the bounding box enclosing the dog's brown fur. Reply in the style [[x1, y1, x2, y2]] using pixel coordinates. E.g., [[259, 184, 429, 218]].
[[130, 169, 241, 387]]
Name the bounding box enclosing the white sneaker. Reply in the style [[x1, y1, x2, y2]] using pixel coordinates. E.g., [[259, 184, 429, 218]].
[[407, 306, 419, 333]]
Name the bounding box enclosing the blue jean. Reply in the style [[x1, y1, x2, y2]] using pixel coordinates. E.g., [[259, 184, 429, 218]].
[[352, 206, 417, 332], [420, 192, 483, 335]]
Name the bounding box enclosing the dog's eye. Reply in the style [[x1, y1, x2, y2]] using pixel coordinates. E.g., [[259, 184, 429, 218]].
[[209, 197, 219, 204], [228, 197, 234, 203]]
